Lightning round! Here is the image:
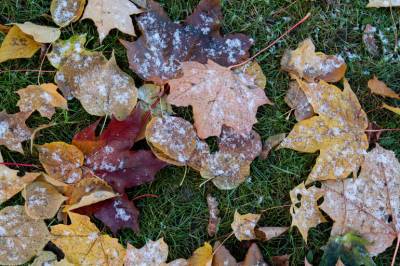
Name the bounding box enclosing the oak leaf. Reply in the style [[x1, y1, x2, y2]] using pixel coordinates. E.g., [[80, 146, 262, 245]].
[[281, 38, 346, 83], [17, 83, 68, 119], [37, 142, 84, 184], [368, 76, 400, 99], [0, 206, 51, 265], [367, 0, 400, 7], [82, 0, 142, 42], [121, 0, 253, 84], [15, 22, 61, 43], [167, 60, 270, 139], [51, 0, 86, 27], [290, 182, 326, 242], [50, 212, 125, 265], [280, 79, 368, 184], [0, 25, 41, 63], [321, 144, 400, 255], [0, 111, 32, 153]]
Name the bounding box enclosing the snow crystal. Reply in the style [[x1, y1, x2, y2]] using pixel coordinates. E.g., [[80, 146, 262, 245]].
[[88, 232, 98, 241], [114, 200, 131, 221], [0, 121, 9, 138]]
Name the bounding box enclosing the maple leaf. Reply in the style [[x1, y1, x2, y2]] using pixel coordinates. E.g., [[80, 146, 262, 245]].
[[280, 78, 369, 184], [0, 111, 32, 154], [17, 83, 68, 119], [367, 0, 400, 7], [0, 152, 39, 204], [289, 182, 326, 242], [51, 0, 86, 27], [0, 206, 51, 265], [281, 38, 347, 83], [146, 116, 262, 189], [82, 0, 142, 42], [320, 144, 400, 255], [0, 25, 41, 63], [37, 142, 84, 184], [50, 212, 125, 265], [14, 22, 61, 43], [121, 0, 253, 84], [167, 60, 270, 139], [368, 76, 400, 99]]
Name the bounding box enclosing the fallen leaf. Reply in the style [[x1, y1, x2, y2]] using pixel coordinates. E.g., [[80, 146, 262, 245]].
[[290, 182, 326, 242], [15, 22, 61, 43], [207, 194, 220, 237], [281, 38, 346, 83], [231, 211, 260, 241], [260, 133, 286, 160], [363, 24, 379, 57], [187, 242, 213, 266], [23, 180, 67, 219], [0, 205, 51, 265], [0, 152, 39, 204], [255, 226, 288, 241], [284, 81, 314, 122], [382, 103, 400, 115], [31, 251, 58, 266], [320, 233, 375, 266], [280, 78, 368, 184], [125, 238, 168, 265], [368, 76, 400, 99], [51, 0, 86, 27], [37, 142, 84, 184], [241, 243, 267, 266], [212, 241, 237, 266], [366, 122, 382, 146], [121, 0, 253, 84], [82, 0, 142, 42], [367, 0, 400, 7], [321, 144, 400, 255], [271, 255, 290, 266], [47, 34, 87, 70], [50, 212, 125, 265], [137, 84, 173, 117], [167, 60, 270, 139], [0, 25, 41, 63], [17, 83, 68, 119], [0, 111, 32, 153]]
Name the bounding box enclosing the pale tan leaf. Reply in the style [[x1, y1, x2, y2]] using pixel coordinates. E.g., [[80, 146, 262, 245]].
[[254, 226, 288, 241], [0, 111, 32, 154], [15, 22, 61, 43], [31, 251, 57, 266], [367, 0, 400, 7], [368, 76, 400, 99], [125, 238, 168, 266], [51, 0, 86, 27], [231, 211, 260, 241]]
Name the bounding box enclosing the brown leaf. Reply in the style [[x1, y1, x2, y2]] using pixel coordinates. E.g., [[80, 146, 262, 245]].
[[51, 0, 86, 27], [17, 83, 68, 119], [284, 81, 314, 122], [82, 0, 142, 42], [362, 24, 379, 57], [121, 0, 253, 84], [281, 38, 346, 83], [168, 60, 269, 139], [0, 206, 51, 265], [271, 255, 289, 266], [260, 133, 286, 160], [231, 211, 260, 241], [212, 241, 237, 266], [368, 75, 400, 99], [254, 227, 288, 241], [241, 243, 267, 266], [207, 194, 220, 237], [0, 111, 32, 153]]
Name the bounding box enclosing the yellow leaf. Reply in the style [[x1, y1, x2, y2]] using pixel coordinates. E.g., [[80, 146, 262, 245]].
[[37, 142, 84, 184], [368, 76, 400, 99], [0, 206, 51, 265], [231, 211, 260, 241], [51, 212, 125, 265], [15, 22, 61, 43], [382, 103, 400, 115], [280, 78, 368, 184], [188, 242, 212, 266], [17, 83, 68, 119], [51, 0, 86, 27], [0, 25, 41, 63]]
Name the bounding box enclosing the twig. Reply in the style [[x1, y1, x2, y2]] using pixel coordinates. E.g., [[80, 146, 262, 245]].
[[228, 12, 311, 69], [0, 69, 56, 74], [38, 44, 52, 84], [260, 204, 291, 213], [179, 165, 188, 186], [0, 162, 39, 168], [391, 234, 400, 266], [132, 194, 159, 201], [365, 128, 400, 133]]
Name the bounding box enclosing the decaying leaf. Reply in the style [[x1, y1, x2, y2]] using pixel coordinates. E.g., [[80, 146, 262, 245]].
[[321, 145, 400, 255], [168, 60, 270, 139], [137, 84, 173, 117], [281, 38, 346, 83], [146, 116, 262, 189], [23, 180, 67, 219], [125, 238, 169, 266], [17, 83, 68, 119], [0, 152, 39, 204], [290, 182, 326, 242], [51, 0, 86, 27], [280, 79, 368, 184], [0, 111, 32, 153], [0, 25, 41, 63], [15, 22, 61, 43], [363, 24, 379, 57], [37, 142, 84, 184], [284, 81, 314, 122], [0, 206, 51, 265], [382, 103, 400, 115], [260, 133, 286, 160], [368, 76, 400, 99], [231, 211, 260, 241], [82, 0, 142, 42], [367, 0, 400, 7], [121, 0, 253, 84], [47, 34, 87, 69], [187, 242, 213, 266], [206, 194, 220, 237], [51, 212, 125, 265]]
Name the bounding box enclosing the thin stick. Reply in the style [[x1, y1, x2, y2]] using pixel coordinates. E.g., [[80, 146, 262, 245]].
[[179, 165, 188, 186], [229, 12, 311, 69], [391, 234, 400, 266], [37, 44, 52, 85], [132, 194, 159, 201], [260, 204, 291, 213], [365, 128, 400, 133], [99, 114, 108, 135], [0, 162, 39, 168]]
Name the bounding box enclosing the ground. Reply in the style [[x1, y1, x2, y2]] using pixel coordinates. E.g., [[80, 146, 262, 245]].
[[1, 0, 400, 265]]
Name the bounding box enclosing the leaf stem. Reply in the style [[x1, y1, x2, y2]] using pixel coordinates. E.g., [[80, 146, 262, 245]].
[[132, 194, 159, 201], [391, 234, 400, 266], [0, 162, 39, 168], [365, 128, 400, 133], [228, 12, 311, 69], [260, 204, 291, 213]]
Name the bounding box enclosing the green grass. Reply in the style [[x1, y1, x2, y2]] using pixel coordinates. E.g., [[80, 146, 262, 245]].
[[1, 0, 400, 265]]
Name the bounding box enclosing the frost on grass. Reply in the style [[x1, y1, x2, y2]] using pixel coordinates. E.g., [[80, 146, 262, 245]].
[[121, 0, 253, 84]]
